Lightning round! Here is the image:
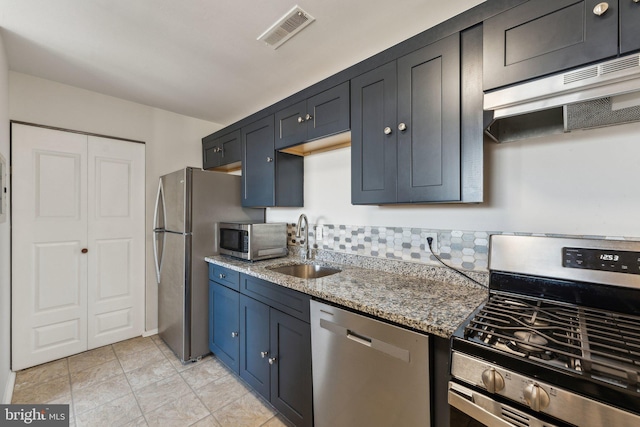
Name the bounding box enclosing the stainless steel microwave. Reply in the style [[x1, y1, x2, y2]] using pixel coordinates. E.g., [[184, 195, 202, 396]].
[[218, 222, 287, 261]]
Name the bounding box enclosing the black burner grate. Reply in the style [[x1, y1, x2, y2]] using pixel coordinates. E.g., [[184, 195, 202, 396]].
[[465, 292, 640, 390]]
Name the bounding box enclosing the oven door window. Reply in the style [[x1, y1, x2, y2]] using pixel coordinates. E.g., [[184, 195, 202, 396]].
[[220, 229, 247, 253]]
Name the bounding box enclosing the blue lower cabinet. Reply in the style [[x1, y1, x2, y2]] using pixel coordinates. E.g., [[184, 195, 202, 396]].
[[270, 308, 313, 427], [209, 269, 313, 426], [239, 294, 271, 398], [208, 281, 240, 373]]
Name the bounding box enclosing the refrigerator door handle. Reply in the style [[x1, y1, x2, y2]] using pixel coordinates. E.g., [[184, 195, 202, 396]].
[[153, 179, 167, 284], [153, 230, 165, 284]]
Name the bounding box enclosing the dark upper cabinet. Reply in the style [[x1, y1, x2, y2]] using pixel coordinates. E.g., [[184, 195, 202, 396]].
[[208, 281, 240, 373], [483, 0, 620, 91], [620, 0, 640, 55], [241, 116, 304, 208], [397, 34, 460, 202], [202, 129, 241, 171], [351, 62, 398, 204], [351, 33, 461, 204], [275, 82, 350, 150]]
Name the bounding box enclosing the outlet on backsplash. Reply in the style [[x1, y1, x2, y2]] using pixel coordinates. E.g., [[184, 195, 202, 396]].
[[315, 225, 323, 240], [424, 232, 438, 254]]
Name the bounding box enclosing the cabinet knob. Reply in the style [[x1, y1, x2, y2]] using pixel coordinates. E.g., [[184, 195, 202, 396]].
[[298, 116, 304, 123], [81, 248, 88, 254], [305, 113, 313, 121], [266, 157, 273, 162], [268, 357, 277, 365], [219, 273, 226, 279], [260, 351, 269, 358], [634, 0, 639, 3], [231, 331, 239, 338], [593, 2, 609, 15], [398, 122, 407, 132], [383, 127, 392, 135]]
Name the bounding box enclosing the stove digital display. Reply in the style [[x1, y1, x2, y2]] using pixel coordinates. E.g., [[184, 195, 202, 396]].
[[563, 247, 640, 275]]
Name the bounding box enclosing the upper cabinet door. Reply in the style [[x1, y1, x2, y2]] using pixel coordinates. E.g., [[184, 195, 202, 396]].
[[242, 116, 275, 207], [397, 33, 461, 203], [275, 101, 307, 150], [306, 82, 350, 142], [620, 0, 640, 55], [351, 61, 398, 205], [274, 82, 350, 150], [202, 129, 241, 170], [484, 0, 619, 91]]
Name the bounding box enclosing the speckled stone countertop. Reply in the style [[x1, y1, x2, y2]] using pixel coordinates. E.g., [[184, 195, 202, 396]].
[[205, 252, 488, 339]]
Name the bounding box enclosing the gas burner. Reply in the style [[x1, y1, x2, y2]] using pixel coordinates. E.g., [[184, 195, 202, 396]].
[[522, 315, 550, 328], [509, 330, 548, 353]]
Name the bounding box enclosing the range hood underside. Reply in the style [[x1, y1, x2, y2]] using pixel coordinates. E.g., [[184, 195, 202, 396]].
[[484, 53, 640, 143]]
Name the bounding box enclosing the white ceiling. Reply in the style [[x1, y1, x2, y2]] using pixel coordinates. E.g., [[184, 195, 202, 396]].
[[0, 0, 485, 126]]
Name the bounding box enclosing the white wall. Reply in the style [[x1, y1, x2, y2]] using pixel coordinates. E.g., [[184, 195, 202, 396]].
[[267, 123, 640, 239], [9, 72, 223, 331], [0, 33, 12, 403]]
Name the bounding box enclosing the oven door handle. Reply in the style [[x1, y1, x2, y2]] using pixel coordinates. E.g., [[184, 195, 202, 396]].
[[449, 382, 532, 427]]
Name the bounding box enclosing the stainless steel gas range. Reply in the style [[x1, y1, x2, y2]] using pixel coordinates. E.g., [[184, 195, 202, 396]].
[[450, 235, 640, 427]]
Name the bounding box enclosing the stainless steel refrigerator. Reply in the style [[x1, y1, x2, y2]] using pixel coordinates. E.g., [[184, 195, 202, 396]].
[[153, 167, 264, 363]]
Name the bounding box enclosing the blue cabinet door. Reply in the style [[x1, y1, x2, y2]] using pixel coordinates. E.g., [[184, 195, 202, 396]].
[[270, 308, 313, 427], [239, 294, 271, 399], [208, 281, 240, 373]]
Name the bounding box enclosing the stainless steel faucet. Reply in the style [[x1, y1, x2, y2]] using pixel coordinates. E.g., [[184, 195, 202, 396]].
[[295, 214, 310, 260]]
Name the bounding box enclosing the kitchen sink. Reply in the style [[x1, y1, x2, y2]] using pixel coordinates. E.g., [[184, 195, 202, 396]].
[[267, 263, 341, 279]]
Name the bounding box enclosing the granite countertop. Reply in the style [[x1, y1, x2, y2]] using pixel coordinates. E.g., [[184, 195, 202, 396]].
[[204, 253, 488, 339]]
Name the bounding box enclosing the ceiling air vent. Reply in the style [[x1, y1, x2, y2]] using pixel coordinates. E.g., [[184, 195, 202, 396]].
[[257, 5, 315, 49]]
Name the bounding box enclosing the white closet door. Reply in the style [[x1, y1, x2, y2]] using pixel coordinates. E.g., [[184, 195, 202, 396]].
[[12, 124, 89, 370], [87, 136, 145, 348]]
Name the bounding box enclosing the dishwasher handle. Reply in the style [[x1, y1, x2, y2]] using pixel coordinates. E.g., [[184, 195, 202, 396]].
[[319, 318, 410, 362], [347, 329, 372, 346]]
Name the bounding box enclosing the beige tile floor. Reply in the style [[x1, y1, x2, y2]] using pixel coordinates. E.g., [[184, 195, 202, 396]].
[[11, 335, 293, 427]]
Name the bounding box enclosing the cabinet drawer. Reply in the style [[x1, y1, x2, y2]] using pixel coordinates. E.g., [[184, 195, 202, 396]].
[[209, 263, 240, 291], [240, 274, 310, 322]]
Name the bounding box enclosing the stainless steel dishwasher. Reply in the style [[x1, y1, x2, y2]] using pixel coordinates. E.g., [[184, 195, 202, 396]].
[[311, 300, 430, 427]]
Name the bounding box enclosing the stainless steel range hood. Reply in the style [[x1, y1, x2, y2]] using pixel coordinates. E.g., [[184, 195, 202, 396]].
[[484, 53, 640, 143]]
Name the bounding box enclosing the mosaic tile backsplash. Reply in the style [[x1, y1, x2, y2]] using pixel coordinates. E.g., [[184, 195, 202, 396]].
[[287, 223, 639, 272]]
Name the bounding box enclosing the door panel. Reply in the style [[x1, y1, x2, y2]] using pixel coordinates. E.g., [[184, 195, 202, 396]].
[[160, 168, 187, 233], [240, 295, 270, 399], [242, 116, 275, 207], [270, 309, 313, 427], [397, 34, 461, 202], [12, 124, 88, 370], [158, 231, 188, 360], [209, 282, 240, 373], [275, 101, 307, 150], [483, 0, 618, 90], [87, 136, 145, 348], [351, 61, 398, 204], [620, 0, 640, 55]]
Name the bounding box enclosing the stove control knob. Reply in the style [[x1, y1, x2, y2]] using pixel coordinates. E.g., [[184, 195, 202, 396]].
[[524, 383, 550, 411], [481, 368, 505, 393]]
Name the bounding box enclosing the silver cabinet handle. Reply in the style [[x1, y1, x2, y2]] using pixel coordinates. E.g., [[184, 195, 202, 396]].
[[266, 157, 273, 162], [383, 127, 392, 135], [231, 331, 239, 338], [260, 351, 269, 358], [219, 273, 225, 279], [398, 122, 407, 132], [297, 116, 304, 123], [305, 113, 313, 121], [593, 2, 609, 15], [268, 357, 277, 365]]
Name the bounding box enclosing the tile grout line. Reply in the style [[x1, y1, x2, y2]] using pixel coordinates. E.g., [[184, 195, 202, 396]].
[[114, 341, 149, 426]]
